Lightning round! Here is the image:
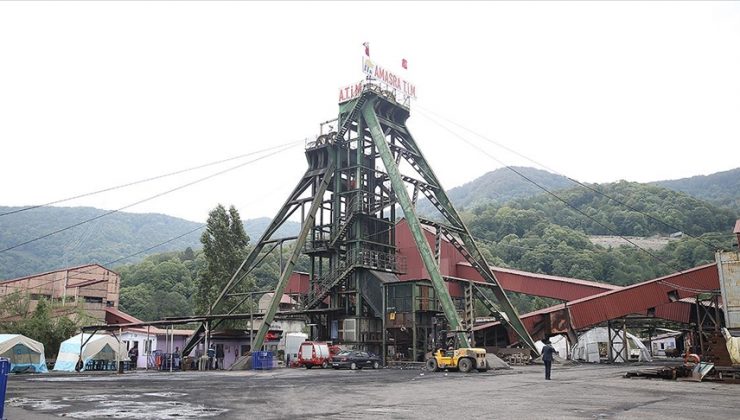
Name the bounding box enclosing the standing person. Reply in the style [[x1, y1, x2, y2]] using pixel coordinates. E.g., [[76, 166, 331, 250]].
[[541, 339, 559, 380], [128, 344, 139, 370], [174, 346, 181, 370], [207, 344, 216, 370], [216, 345, 224, 370]]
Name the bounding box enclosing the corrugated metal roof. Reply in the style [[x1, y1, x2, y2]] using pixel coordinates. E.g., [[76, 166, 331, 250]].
[[474, 264, 718, 340], [456, 263, 618, 301], [1, 263, 118, 283], [369, 270, 400, 284], [566, 263, 718, 329]]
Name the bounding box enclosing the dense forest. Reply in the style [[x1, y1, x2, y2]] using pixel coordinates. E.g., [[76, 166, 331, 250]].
[[115, 182, 737, 320], [117, 244, 308, 320], [2, 167, 738, 319], [653, 167, 740, 214], [418, 166, 572, 213]]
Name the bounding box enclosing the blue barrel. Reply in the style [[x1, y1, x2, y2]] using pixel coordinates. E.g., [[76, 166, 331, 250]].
[[252, 351, 273, 370], [1, 357, 9, 420]]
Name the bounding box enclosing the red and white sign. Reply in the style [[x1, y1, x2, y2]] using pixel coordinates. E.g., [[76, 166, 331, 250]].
[[363, 56, 416, 99], [338, 81, 364, 104], [338, 57, 418, 104]]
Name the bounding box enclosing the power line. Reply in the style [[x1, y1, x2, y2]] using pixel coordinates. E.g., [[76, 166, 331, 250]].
[[1, 225, 207, 293], [0, 140, 303, 217], [414, 105, 728, 251], [414, 109, 724, 282], [0, 142, 299, 254]]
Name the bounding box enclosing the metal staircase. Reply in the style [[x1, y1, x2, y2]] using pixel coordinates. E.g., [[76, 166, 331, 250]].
[[463, 282, 475, 332], [304, 263, 357, 310]]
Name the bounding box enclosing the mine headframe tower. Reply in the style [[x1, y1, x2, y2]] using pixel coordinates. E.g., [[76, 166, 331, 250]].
[[182, 82, 537, 357]]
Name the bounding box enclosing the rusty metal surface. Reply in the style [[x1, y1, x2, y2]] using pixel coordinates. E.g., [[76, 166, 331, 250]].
[[717, 251, 740, 328], [475, 265, 718, 343], [566, 263, 719, 330], [456, 263, 618, 301]]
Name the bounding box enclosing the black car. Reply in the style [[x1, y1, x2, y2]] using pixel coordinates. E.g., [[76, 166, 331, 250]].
[[331, 350, 381, 370]]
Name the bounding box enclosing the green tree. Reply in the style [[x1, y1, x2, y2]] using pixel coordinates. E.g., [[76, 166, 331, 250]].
[[195, 204, 253, 314], [118, 251, 197, 320], [0, 296, 81, 359]]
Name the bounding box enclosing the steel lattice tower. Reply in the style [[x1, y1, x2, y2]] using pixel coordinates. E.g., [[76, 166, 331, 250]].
[[183, 82, 536, 357]]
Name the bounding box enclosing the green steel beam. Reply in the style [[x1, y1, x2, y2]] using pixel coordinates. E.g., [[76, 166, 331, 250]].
[[182, 172, 315, 356], [209, 175, 313, 315], [397, 134, 538, 353], [362, 102, 469, 348], [251, 161, 337, 352]]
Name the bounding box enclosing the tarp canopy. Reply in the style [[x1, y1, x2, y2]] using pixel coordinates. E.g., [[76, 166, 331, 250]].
[[53, 333, 120, 372], [0, 334, 48, 373], [535, 334, 570, 357], [571, 327, 652, 363]]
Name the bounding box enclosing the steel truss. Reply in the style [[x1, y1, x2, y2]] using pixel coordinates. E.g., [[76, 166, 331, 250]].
[[184, 82, 536, 356]]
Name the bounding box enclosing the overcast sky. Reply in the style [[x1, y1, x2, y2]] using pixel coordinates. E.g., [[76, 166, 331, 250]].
[[1, 1, 738, 224]]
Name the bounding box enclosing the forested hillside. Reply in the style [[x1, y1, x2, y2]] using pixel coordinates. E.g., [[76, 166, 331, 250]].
[[419, 166, 571, 214], [475, 181, 737, 238], [0, 206, 299, 280], [117, 244, 308, 321], [652, 167, 740, 213], [113, 181, 738, 319], [466, 182, 737, 295]]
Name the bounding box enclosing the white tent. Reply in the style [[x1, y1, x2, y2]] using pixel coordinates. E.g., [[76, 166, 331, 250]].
[[535, 334, 570, 359], [0, 334, 48, 373], [53, 333, 120, 372], [571, 327, 652, 363]]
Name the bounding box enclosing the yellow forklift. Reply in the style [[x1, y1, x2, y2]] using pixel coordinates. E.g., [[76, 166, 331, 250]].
[[425, 330, 488, 373]]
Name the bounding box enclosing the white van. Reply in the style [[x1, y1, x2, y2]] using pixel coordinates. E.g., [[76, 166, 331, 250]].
[[285, 332, 308, 366]]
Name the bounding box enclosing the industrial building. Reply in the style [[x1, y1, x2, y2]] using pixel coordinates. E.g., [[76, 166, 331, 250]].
[[0, 264, 120, 323]]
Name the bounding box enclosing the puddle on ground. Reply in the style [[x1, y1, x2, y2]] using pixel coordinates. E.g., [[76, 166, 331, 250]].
[[63, 394, 142, 402], [8, 397, 70, 410], [12, 392, 226, 419], [143, 392, 188, 398], [59, 401, 228, 419]]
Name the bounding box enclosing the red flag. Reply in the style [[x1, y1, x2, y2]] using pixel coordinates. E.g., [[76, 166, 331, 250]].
[[401, 58, 408, 70], [363, 42, 370, 56]]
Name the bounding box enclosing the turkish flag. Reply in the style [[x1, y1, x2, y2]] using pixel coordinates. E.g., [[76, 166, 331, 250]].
[[401, 58, 408, 69]]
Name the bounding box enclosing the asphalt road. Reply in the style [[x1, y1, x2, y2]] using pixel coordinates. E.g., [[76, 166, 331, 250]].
[[4, 362, 739, 419]]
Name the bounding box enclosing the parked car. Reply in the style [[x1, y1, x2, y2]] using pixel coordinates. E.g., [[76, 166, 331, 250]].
[[331, 350, 381, 370], [297, 341, 332, 369]]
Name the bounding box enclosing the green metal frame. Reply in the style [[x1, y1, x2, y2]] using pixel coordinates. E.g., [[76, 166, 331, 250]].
[[363, 101, 469, 347], [364, 96, 537, 352], [182, 165, 334, 356], [190, 84, 536, 358], [251, 161, 336, 351]]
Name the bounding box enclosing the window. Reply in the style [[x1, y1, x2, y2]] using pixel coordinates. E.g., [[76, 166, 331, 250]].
[[84, 296, 103, 304], [144, 340, 152, 353]]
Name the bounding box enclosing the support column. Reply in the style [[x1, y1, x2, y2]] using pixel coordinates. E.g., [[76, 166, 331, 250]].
[[382, 284, 387, 366], [607, 321, 614, 363], [412, 282, 417, 361], [252, 163, 337, 352], [363, 104, 469, 347]]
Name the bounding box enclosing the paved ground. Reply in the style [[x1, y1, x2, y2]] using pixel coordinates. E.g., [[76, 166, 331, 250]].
[[3, 362, 739, 419]]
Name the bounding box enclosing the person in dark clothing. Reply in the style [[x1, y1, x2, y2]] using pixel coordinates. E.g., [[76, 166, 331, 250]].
[[541, 339, 559, 380], [128, 345, 139, 369]]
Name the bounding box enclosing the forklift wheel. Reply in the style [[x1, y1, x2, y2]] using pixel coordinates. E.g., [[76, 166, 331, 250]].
[[458, 358, 473, 373], [426, 358, 440, 372]]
